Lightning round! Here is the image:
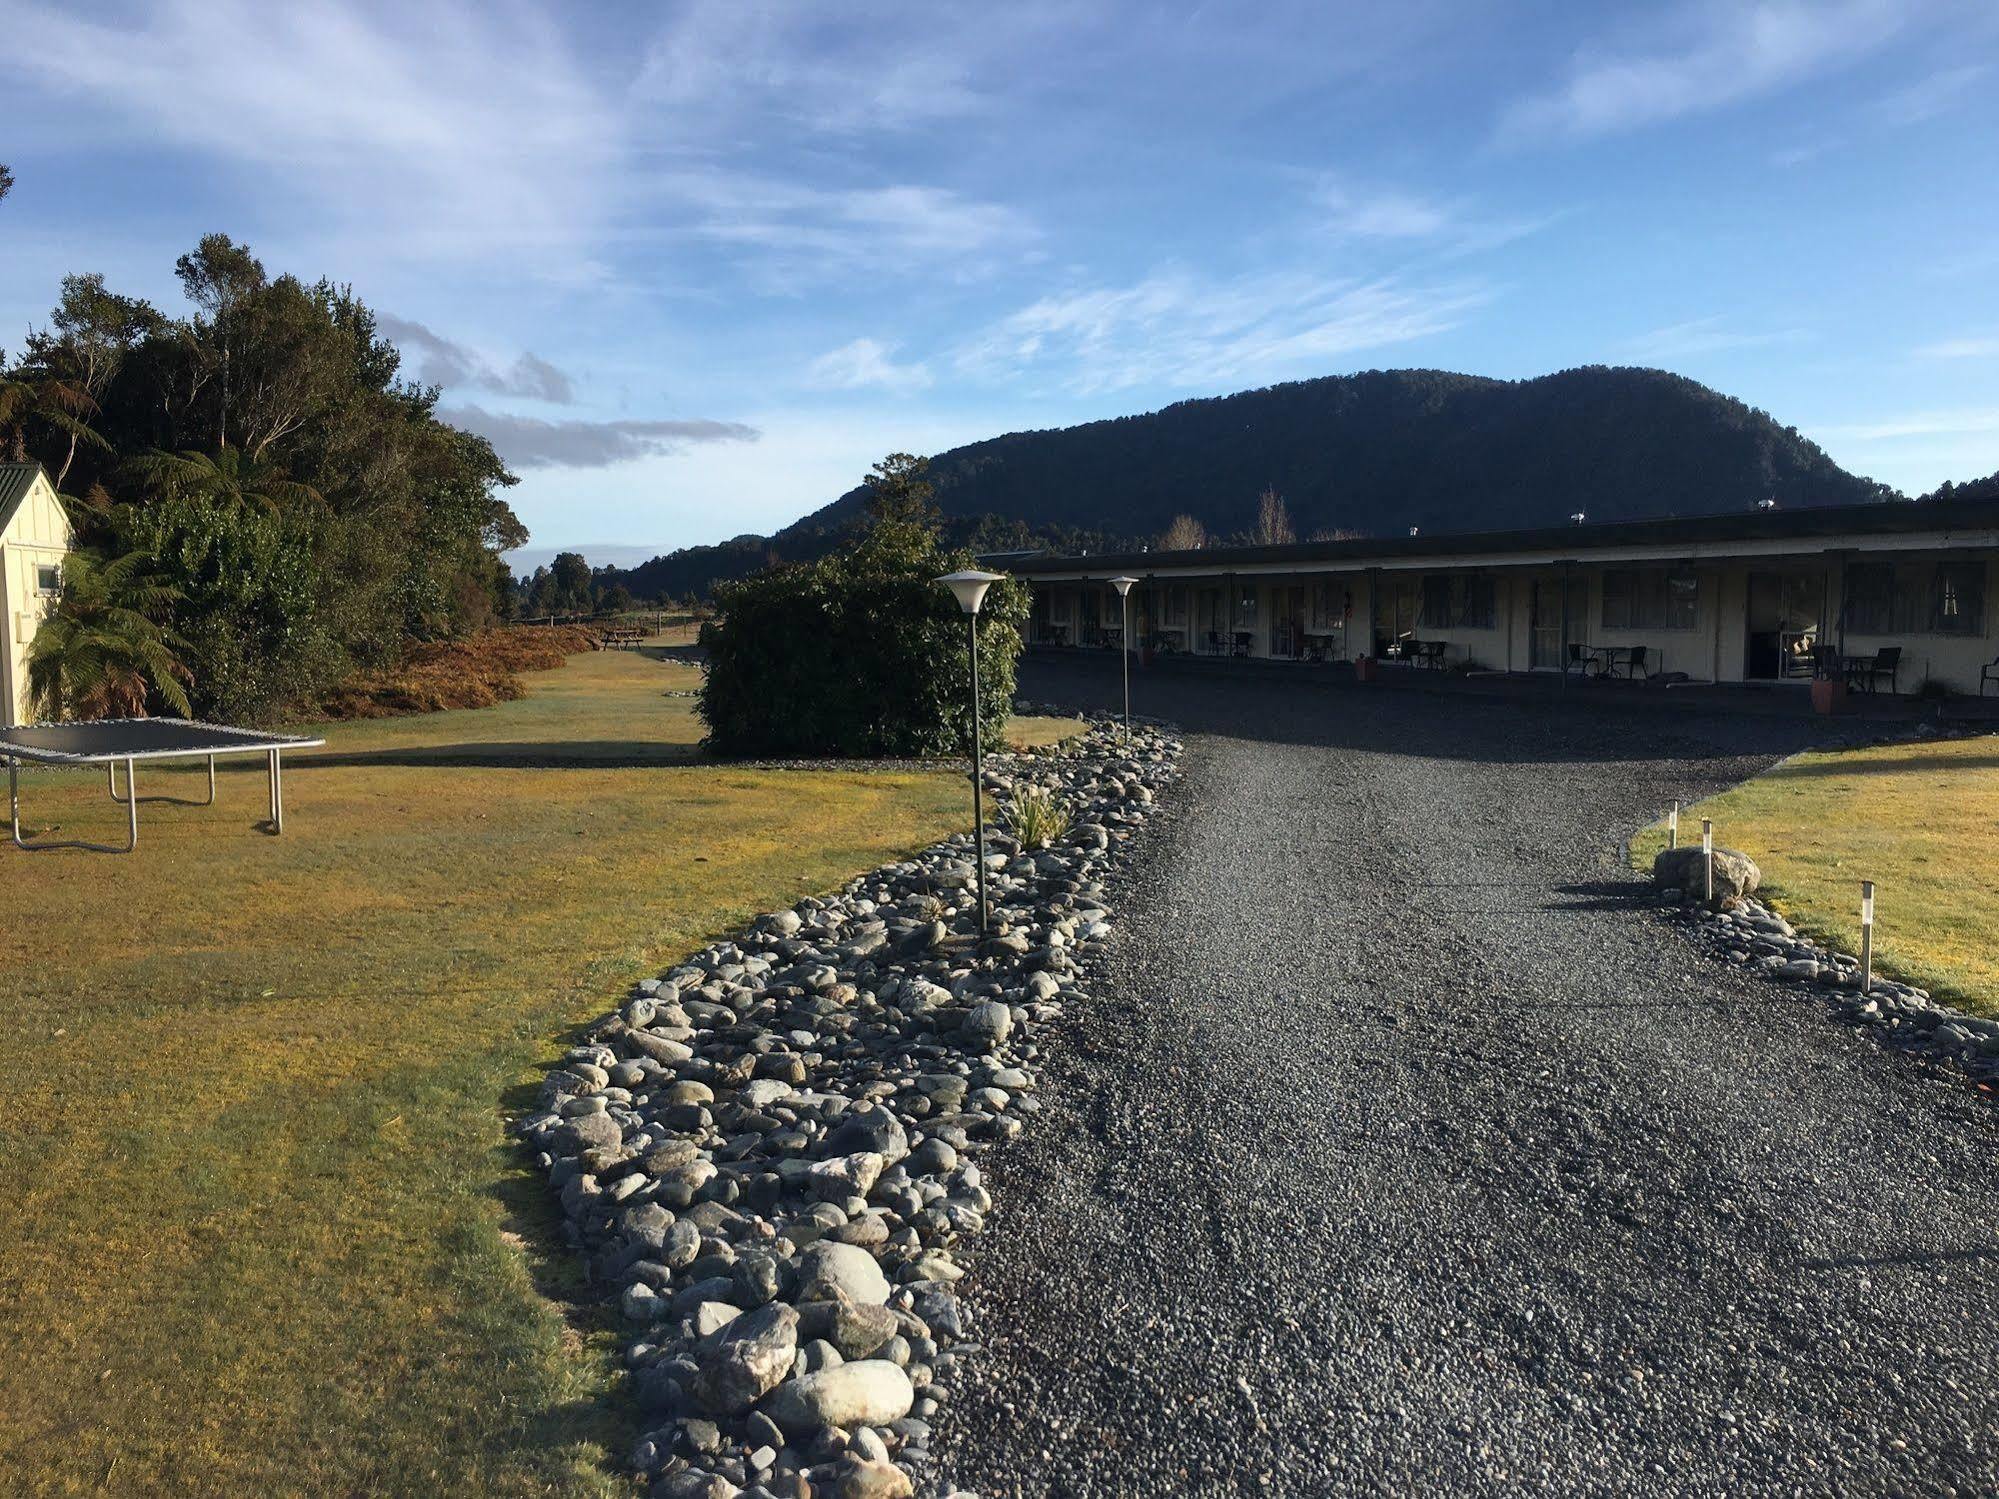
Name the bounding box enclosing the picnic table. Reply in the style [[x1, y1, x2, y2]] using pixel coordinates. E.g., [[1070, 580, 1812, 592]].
[[0, 718, 324, 854]]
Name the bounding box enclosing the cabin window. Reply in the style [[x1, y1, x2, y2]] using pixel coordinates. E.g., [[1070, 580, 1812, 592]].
[[1160, 586, 1188, 626], [1417, 573, 1495, 630], [35, 564, 60, 595], [1845, 561, 1985, 635], [1601, 568, 1698, 631]]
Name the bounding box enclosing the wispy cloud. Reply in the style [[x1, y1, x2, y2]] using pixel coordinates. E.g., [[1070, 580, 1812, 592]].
[[1626, 316, 1807, 359], [957, 269, 1487, 396], [443, 406, 759, 470], [1495, 0, 1912, 146], [379, 316, 574, 403], [1815, 407, 1999, 442], [1913, 334, 1999, 360], [1871, 62, 1988, 126], [8, 0, 619, 269], [805, 338, 933, 395]]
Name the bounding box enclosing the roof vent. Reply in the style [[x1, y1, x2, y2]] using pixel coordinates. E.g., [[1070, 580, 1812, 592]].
[[1757, 498, 1778, 511], [1570, 511, 1587, 525], [1408, 526, 1420, 537]]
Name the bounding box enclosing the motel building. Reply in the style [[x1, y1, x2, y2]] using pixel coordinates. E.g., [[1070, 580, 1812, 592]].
[[1010, 494, 1999, 696]]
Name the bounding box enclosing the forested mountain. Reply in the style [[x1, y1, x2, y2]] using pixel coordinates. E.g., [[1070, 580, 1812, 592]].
[[602, 366, 1893, 599]]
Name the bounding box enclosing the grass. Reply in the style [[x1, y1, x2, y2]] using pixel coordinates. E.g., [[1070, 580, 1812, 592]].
[[1630, 733, 1999, 1019], [0, 645, 996, 1496]]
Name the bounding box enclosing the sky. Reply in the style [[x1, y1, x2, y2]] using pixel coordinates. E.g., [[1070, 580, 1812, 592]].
[[4, 0, 1999, 572]]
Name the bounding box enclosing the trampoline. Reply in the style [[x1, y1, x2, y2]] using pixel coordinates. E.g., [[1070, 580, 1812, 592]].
[[0, 718, 325, 853]]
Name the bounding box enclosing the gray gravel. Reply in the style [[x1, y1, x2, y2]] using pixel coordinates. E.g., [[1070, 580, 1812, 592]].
[[937, 658, 1999, 1497]]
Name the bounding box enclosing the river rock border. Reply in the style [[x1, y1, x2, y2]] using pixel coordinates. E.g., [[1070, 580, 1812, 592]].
[[1661, 892, 1999, 1090], [516, 715, 1180, 1499]]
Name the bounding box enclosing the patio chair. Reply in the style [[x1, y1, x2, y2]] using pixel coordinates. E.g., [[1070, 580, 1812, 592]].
[[1564, 642, 1594, 680], [1850, 645, 1902, 695], [1620, 645, 1652, 680], [1983, 654, 1999, 696], [1231, 631, 1254, 658]]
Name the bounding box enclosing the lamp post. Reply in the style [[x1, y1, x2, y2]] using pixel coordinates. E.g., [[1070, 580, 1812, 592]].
[[937, 568, 1003, 934], [1109, 575, 1138, 745], [1701, 817, 1715, 906]]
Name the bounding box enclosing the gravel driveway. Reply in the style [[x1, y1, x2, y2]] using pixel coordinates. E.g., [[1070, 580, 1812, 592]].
[[939, 658, 1999, 1497]]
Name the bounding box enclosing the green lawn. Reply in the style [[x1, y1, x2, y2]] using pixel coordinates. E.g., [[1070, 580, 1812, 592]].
[[0, 647, 1069, 1496], [1631, 733, 1999, 1019]]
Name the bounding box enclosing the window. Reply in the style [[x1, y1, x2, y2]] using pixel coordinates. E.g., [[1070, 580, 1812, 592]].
[[1600, 568, 1698, 631], [1844, 561, 1986, 636], [1458, 576, 1496, 630], [1161, 586, 1188, 626], [1933, 562, 1984, 634], [35, 563, 60, 595], [1234, 586, 1258, 625], [1417, 573, 1495, 630], [1419, 576, 1454, 629]]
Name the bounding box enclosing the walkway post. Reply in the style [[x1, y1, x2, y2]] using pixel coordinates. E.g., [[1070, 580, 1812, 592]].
[[1110, 575, 1138, 747], [937, 569, 1004, 935], [1702, 817, 1714, 905], [1668, 801, 1680, 849], [1860, 880, 1876, 995]]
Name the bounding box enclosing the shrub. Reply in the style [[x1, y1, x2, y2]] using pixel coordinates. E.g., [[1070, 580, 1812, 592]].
[[1005, 785, 1071, 849], [698, 456, 1030, 758]]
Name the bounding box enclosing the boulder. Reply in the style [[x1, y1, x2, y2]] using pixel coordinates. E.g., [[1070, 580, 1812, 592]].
[[692, 1302, 800, 1415], [795, 1240, 891, 1305], [961, 1000, 1014, 1051], [760, 1360, 915, 1434], [1652, 844, 1760, 908]]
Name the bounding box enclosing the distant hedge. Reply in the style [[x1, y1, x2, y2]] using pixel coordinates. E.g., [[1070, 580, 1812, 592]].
[[698, 501, 1028, 759]]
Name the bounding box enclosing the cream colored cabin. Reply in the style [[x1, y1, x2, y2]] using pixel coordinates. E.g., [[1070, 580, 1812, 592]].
[[0, 463, 76, 727], [1018, 496, 1999, 696]]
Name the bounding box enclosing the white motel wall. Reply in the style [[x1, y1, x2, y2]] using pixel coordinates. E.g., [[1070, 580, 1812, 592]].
[[1011, 497, 1999, 693]]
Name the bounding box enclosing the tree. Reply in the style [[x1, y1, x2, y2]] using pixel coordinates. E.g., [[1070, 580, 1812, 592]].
[[550, 551, 592, 613], [699, 454, 1030, 757], [1252, 487, 1295, 546], [0, 164, 12, 204], [861, 452, 938, 529], [132, 445, 322, 515], [21, 275, 163, 486], [600, 582, 635, 615], [1159, 514, 1207, 550], [26, 550, 192, 721]]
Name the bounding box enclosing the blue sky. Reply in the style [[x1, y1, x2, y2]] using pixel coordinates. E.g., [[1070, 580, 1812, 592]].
[[4, 0, 1998, 569]]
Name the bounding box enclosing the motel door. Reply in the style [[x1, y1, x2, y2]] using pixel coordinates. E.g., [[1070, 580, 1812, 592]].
[[1745, 571, 1825, 679], [1529, 577, 1587, 669]]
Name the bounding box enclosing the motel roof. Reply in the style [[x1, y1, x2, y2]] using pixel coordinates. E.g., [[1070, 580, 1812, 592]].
[[1004, 494, 1999, 579]]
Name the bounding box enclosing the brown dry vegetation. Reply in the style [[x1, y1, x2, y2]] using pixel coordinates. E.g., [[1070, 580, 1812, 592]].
[[311, 625, 606, 719]]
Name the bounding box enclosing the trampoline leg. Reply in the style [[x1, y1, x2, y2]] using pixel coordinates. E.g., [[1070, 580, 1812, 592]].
[[11, 754, 137, 853], [267, 749, 284, 835], [110, 753, 215, 808]]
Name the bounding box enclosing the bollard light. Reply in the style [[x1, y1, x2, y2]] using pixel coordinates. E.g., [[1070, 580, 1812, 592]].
[[1109, 575, 1139, 746], [937, 569, 1003, 934], [1702, 817, 1715, 905], [1668, 801, 1680, 850], [1860, 879, 1876, 995]]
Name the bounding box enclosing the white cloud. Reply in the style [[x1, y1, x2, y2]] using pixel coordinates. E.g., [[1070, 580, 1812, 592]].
[[956, 269, 1487, 396], [805, 339, 934, 395], [379, 316, 574, 402], [1913, 335, 1999, 359], [1495, 0, 1912, 146], [7, 0, 619, 271], [443, 405, 758, 470], [1317, 180, 1457, 239], [1625, 316, 1807, 359]]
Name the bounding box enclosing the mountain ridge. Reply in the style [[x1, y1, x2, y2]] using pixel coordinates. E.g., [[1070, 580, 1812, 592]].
[[593, 365, 1898, 599]]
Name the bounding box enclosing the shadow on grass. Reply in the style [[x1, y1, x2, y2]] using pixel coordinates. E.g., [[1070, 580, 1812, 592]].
[[1756, 751, 1999, 779], [302, 741, 710, 769], [487, 1070, 640, 1480]]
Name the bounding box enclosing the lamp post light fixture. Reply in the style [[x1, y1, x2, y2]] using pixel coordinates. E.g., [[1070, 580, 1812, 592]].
[[1860, 879, 1876, 994], [1109, 576, 1139, 745], [936, 568, 1003, 934]]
